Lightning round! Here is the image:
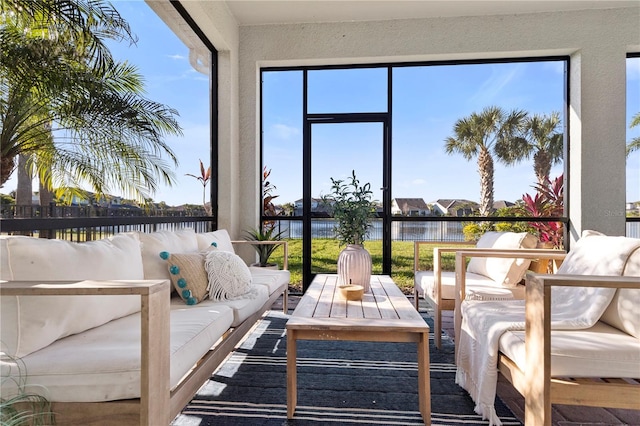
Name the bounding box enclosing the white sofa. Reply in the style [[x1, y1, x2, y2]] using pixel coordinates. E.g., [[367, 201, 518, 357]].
[[455, 231, 640, 425], [0, 228, 289, 425]]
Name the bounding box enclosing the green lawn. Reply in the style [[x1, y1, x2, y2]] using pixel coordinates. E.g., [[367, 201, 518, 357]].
[[269, 239, 473, 294]]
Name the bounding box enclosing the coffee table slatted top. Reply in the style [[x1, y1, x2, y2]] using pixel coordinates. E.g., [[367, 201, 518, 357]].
[[287, 274, 428, 333]]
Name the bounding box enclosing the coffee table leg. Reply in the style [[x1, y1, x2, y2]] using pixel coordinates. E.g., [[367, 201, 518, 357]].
[[287, 329, 297, 419], [418, 331, 431, 425]]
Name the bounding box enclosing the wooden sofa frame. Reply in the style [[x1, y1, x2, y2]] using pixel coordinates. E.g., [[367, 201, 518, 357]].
[[1, 240, 290, 425]]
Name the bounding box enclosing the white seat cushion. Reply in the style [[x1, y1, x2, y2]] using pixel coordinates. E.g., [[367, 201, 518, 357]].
[[499, 321, 640, 379], [249, 267, 290, 295], [416, 271, 525, 301], [193, 284, 269, 327], [0, 302, 234, 402]]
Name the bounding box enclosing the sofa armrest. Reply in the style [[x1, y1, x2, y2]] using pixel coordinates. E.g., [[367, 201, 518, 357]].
[[0, 279, 171, 425], [523, 273, 640, 425], [231, 240, 289, 270]]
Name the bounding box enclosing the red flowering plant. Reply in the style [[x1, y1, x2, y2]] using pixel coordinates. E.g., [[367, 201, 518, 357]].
[[520, 174, 564, 249]]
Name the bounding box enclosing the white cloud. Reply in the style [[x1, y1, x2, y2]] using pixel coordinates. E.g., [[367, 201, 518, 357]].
[[168, 54, 186, 61], [411, 178, 427, 185], [470, 63, 523, 105]]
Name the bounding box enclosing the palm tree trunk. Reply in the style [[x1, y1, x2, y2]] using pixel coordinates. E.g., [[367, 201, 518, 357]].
[[15, 154, 33, 235], [0, 155, 16, 188], [478, 147, 494, 216], [15, 154, 33, 210], [533, 150, 552, 186]]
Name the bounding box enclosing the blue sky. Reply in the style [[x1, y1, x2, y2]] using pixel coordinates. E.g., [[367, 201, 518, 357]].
[[3, 1, 638, 207], [265, 60, 640, 205]]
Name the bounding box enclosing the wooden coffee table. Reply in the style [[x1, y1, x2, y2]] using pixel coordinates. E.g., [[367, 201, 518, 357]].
[[286, 274, 431, 425]]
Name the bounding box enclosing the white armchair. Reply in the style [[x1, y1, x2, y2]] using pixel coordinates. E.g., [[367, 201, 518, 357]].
[[455, 231, 640, 425], [414, 231, 561, 349]]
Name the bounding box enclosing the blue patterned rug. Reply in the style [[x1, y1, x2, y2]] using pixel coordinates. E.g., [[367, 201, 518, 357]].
[[172, 311, 521, 425]]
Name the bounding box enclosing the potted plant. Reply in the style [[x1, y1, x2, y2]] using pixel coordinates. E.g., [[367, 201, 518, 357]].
[[1, 357, 54, 425], [326, 170, 377, 291], [244, 225, 285, 268]]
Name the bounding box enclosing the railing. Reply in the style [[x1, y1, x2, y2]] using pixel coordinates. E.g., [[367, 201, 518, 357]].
[[264, 216, 572, 243], [628, 217, 640, 238], [3, 205, 638, 242], [0, 204, 214, 241]]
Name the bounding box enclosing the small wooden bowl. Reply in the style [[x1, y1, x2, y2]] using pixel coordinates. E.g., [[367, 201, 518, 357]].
[[339, 284, 364, 301]]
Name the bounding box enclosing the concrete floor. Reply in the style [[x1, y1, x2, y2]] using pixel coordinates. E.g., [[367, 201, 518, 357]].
[[274, 294, 640, 426]]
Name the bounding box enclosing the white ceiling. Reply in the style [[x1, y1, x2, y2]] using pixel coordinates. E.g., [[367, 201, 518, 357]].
[[223, 0, 640, 26]]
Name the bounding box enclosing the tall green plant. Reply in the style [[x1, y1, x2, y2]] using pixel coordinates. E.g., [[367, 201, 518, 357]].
[[496, 111, 563, 185], [1, 0, 182, 202], [186, 159, 211, 214], [326, 170, 376, 246], [244, 226, 285, 266]]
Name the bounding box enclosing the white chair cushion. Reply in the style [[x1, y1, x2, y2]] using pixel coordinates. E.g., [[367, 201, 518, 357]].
[[0, 233, 144, 357], [196, 229, 235, 253], [415, 271, 525, 301], [467, 231, 538, 287], [137, 228, 199, 280], [600, 244, 640, 338], [551, 232, 640, 330], [499, 321, 640, 379]]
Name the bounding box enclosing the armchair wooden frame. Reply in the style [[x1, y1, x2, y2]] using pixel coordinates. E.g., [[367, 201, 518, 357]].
[[453, 248, 567, 345], [414, 241, 563, 349], [508, 273, 640, 426], [414, 241, 471, 349]]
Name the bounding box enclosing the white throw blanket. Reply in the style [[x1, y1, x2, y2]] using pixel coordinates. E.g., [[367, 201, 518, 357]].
[[455, 234, 640, 425]]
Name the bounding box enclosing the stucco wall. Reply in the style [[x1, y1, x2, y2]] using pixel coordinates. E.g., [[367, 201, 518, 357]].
[[182, 4, 640, 242]]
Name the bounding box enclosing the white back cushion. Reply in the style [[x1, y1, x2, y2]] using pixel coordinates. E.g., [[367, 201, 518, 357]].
[[600, 245, 640, 338], [0, 237, 12, 281], [550, 232, 640, 330], [137, 228, 199, 280], [1, 233, 144, 357], [196, 229, 235, 253], [467, 231, 538, 287]]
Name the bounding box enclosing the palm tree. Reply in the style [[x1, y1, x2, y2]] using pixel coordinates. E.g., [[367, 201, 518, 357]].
[[444, 106, 527, 215], [627, 112, 640, 157], [495, 111, 563, 186], [1, 0, 182, 202]]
